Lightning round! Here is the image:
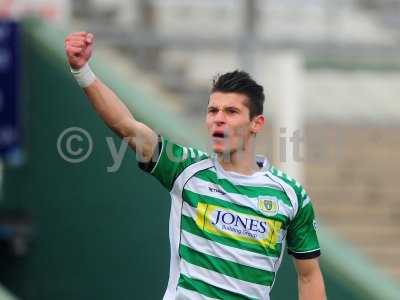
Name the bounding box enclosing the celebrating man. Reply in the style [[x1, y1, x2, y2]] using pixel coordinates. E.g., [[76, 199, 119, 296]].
[[65, 31, 326, 300]]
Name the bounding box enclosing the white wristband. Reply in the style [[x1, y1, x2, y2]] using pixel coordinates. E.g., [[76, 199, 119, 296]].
[[70, 63, 96, 88]]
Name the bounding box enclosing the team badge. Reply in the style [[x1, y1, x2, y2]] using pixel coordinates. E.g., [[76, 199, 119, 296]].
[[258, 197, 279, 216]]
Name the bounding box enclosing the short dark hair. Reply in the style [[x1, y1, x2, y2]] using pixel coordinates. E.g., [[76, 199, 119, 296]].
[[211, 70, 265, 119]]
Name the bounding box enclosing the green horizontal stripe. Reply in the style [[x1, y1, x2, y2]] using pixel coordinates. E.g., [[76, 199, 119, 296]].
[[179, 274, 256, 300], [183, 189, 289, 225], [180, 244, 274, 286], [181, 215, 282, 258], [195, 169, 292, 207]]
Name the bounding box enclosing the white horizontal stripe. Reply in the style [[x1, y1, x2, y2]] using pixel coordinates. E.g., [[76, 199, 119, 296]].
[[302, 196, 311, 208], [210, 165, 283, 188], [181, 230, 278, 272], [185, 176, 293, 219], [176, 287, 218, 300], [180, 260, 270, 299], [182, 201, 196, 219], [173, 159, 214, 193]]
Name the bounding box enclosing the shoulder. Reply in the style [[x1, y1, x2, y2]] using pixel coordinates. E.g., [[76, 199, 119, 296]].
[[165, 138, 210, 164], [157, 136, 212, 175], [141, 136, 213, 191], [266, 166, 309, 216]]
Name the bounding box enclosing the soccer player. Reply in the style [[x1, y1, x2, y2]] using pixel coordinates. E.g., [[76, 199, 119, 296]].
[[65, 32, 326, 300]]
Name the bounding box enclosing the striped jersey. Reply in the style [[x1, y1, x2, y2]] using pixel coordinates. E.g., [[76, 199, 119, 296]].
[[139, 136, 320, 300]]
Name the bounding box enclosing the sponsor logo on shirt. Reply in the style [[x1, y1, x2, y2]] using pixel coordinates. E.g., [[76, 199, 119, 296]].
[[258, 197, 279, 217], [195, 203, 282, 250]]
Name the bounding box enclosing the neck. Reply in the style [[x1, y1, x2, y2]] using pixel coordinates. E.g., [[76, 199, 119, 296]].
[[216, 140, 260, 175]]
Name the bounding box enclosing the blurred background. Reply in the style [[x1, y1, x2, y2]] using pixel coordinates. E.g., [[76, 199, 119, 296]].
[[0, 0, 399, 299]]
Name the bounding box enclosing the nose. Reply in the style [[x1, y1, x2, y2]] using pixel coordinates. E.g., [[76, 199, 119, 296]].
[[214, 110, 226, 124]]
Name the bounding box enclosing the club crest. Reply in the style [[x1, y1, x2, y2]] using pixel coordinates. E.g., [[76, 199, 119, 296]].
[[258, 197, 279, 216]]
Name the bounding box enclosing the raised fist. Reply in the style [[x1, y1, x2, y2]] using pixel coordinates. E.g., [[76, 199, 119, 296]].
[[64, 32, 94, 70]]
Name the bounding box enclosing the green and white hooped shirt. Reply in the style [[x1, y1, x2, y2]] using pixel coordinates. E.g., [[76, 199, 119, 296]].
[[138, 136, 320, 300]]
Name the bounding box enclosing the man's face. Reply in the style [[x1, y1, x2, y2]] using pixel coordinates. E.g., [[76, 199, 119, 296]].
[[206, 92, 262, 154]]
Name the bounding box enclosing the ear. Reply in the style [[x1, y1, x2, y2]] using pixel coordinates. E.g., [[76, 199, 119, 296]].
[[250, 115, 265, 134]]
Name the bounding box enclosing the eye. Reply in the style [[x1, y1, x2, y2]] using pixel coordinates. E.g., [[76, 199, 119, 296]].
[[207, 107, 218, 114], [226, 108, 238, 114]]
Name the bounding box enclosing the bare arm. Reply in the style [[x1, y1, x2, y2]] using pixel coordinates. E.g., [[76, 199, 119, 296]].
[[294, 258, 326, 300], [64, 32, 158, 161], [83, 80, 158, 161]]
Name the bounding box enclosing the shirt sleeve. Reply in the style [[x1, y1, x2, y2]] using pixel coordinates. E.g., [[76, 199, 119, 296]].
[[138, 135, 207, 191], [286, 191, 321, 260]]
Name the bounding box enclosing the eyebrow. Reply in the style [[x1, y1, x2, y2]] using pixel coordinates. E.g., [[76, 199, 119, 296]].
[[225, 106, 241, 111], [207, 106, 241, 111]]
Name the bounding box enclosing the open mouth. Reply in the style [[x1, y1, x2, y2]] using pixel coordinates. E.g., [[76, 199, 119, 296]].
[[211, 132, 229, 144], [212, 132, 226, 138]]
